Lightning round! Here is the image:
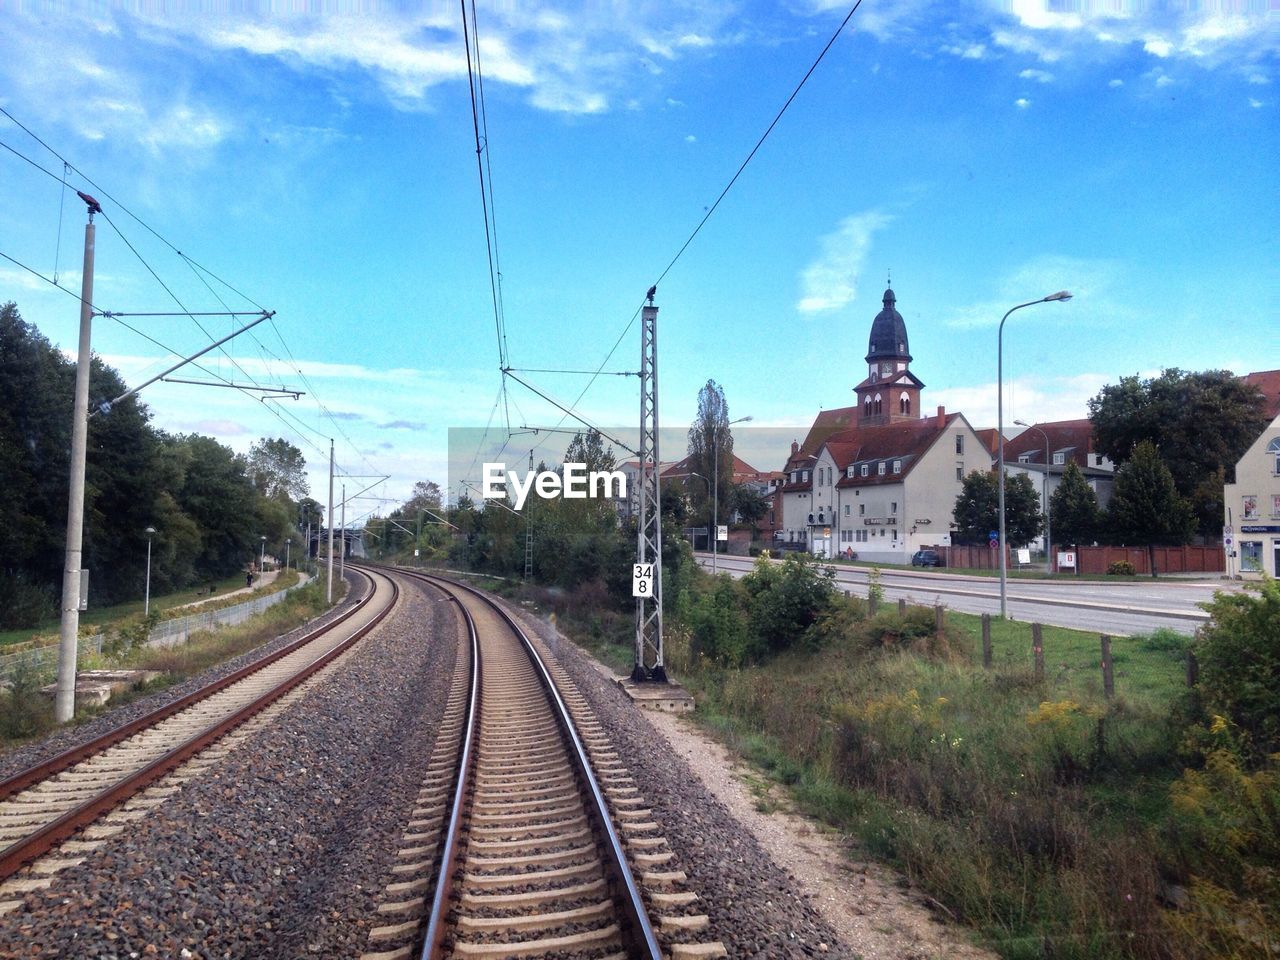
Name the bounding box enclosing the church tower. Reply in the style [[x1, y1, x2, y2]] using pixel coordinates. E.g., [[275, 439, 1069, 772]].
[[855, 286, 925, 426]]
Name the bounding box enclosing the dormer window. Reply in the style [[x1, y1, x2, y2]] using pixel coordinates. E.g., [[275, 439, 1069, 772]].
[[1053, 452, 1066, 465], [860, 464, 869, 477], [1018, 453, 1031, 464], [877, 462, 886, 476], [893, 459, 902, 474], [1268, 438, 1280, 474], [847, 466, 855, 478]]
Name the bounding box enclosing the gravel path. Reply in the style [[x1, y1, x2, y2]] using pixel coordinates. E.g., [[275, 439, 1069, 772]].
[[0, 572, 457, 959]]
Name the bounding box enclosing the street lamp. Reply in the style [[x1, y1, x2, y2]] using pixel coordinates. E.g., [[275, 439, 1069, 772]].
[[285, 537, 292, 572], [687, 472, 712, 551], [1015, 420, 1052, 575], [998, 292, 1071, 617], [712, 415, 753, 574], [144, 526, 156, 616], [259, 535, 267, 574]]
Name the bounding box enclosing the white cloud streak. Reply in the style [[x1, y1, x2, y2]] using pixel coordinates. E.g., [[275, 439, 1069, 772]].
[[796, 211, 893, 314]]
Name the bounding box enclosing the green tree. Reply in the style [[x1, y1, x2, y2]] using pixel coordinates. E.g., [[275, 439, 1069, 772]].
[[952, 470, 1043, 547], [1105, 440, 1195, 548], [731, 483, 770, 535], [1193, 577, 1280, 762], [247, 437, 308, 501], [1088, 368, 1267, 536], [1049, 461, 1101, 547], [686, 380, 734, 529]]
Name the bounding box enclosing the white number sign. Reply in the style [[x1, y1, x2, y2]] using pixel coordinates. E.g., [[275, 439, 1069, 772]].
[[632, 563, 655, 598]]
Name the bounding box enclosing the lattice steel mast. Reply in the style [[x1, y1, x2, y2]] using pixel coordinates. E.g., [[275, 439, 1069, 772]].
[[633, 290, 666, 682]]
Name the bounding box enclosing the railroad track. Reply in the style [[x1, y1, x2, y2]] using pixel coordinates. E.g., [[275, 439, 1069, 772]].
[[362, 567, 725, 960], [0, 566, 397, 908]]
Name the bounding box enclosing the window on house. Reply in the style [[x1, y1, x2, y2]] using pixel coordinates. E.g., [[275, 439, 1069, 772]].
[[1053, 451, 1066, 465], [1094, 454, 1105, 467], [878, 462, 886, 475], [892, 529, 897, 541], [860, 464, 869, 477], [899, 393, 911, 415], [864, 396, 872, 416], [1272, 495, 1280, 518], [859, 504, 865, 516], [847, 466, 854, 478], [844, 504, 850, 515], [1017, 453, 1031, 464], [856, 529, 868, 542], [890, 501, 898, 514], [818, 468, 824, 487], [955, 435, 964, 454], [893, 459, 901, 474], [874, 393, 882, 415], [956, 462, 964, 482], [1269, 438, 1280, 474]]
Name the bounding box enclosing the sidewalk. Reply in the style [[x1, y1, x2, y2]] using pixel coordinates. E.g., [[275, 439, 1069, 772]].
[[171, 569, 282, 613]]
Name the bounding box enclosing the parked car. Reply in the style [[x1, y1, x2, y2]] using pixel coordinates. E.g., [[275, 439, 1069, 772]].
[[911, 549, 943, 567]]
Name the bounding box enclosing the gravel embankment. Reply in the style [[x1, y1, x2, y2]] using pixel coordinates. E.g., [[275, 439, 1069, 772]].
[[512, 607, 863, 960], [0, 573, 457, 958]]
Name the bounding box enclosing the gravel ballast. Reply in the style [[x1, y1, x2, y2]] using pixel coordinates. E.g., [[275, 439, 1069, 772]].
[[0, 572, 457, 958]]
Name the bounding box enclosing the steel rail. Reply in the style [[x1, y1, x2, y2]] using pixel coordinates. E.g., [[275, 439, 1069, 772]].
[[0, 568, 397, 881], [417, 584, 480, 960], [0, 572, 377, 804], [384, 564, 662, 960]]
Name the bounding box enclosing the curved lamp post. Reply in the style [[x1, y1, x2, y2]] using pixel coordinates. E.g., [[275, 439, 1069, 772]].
[[998, 291, 1071, 617], [259, 535, 267, 574], [713, 415, 753, 574], [285, 537, 292, 572], [144, 526, 156, 616], [1015, 420, 1052, 574]]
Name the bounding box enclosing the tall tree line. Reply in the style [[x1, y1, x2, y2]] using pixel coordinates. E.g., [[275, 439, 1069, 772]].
[[0, 302, 308, 628]]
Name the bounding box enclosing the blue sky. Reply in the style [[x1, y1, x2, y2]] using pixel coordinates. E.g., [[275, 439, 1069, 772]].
[[1, 1, 1276, 520]]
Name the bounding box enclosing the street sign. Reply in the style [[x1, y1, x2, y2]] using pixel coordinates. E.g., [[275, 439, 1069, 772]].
[[716, 525, 728, 542], [632, 563, 655, 598], [988, 530, 999, 541], [1058, 551, 1076, 569]]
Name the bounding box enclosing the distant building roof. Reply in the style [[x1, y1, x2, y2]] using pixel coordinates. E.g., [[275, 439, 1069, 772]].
[[661, 452, 765, 483], [1244, 369, 1280, 419], [1002, 418, 1101, 471]]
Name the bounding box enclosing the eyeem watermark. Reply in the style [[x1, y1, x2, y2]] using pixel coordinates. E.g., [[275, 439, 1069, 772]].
[[482, 462, 627, 511]]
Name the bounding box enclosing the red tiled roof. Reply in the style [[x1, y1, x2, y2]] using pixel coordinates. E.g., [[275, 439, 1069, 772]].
[[1002, 418, 1098, 469], [828, 414, 963, 488], [1244, 369, 1280, 419], [973, 428, 1001, 456], [661, 452, 765, 483], [796, 406, 859, 459]]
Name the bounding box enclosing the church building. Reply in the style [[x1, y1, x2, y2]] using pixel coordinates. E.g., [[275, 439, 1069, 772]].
[[779, 286, 990, 563]]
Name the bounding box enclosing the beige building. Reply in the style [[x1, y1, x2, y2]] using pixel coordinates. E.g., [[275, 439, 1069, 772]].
[[778, 286, 992, 562], [1224, 411, 1280, 578]]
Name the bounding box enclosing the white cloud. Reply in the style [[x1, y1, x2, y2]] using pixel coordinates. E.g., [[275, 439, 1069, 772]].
[[1108, 78, 1124, 88], [1155, 73, 1175, 87], [1249, 73, 1269, 85], [796, 211, 893, 314], [1019, 68, 1053, 83], [944, 254, 1119, 331], [942, 42, 987, 59], [932, 372, 1111, 430], [1250, 98, 1264, 108], [1015, 97, 1031, 109], [685, 134, 697, 143]]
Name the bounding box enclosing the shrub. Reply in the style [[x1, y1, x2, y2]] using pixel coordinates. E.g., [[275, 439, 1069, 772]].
[[1139, 627, 1191, 654], [741, 552, 836, 656], [685, 576, 756, 666], [0, 572, 56, 630], [1193, 577, 1280, 761], [1108, 560, 1137, 576], [0, 661, 55, 741]]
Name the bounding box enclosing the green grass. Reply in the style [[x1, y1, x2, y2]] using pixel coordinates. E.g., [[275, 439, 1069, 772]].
[[0, 570, 307, 650]]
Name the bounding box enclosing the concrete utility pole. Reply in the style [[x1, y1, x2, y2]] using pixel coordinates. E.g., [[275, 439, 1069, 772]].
[[54, 192, 101, 723], [339, 482, 346, 581], [633, 292, 666, 683], [326, 439, 335, 603]]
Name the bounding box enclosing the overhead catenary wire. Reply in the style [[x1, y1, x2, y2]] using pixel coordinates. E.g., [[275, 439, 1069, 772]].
[[515, 0, 864, 451], [1, 116, 364, 485]]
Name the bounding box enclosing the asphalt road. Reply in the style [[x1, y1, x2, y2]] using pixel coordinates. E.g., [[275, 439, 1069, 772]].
[[697, 553, 1240, 636]]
